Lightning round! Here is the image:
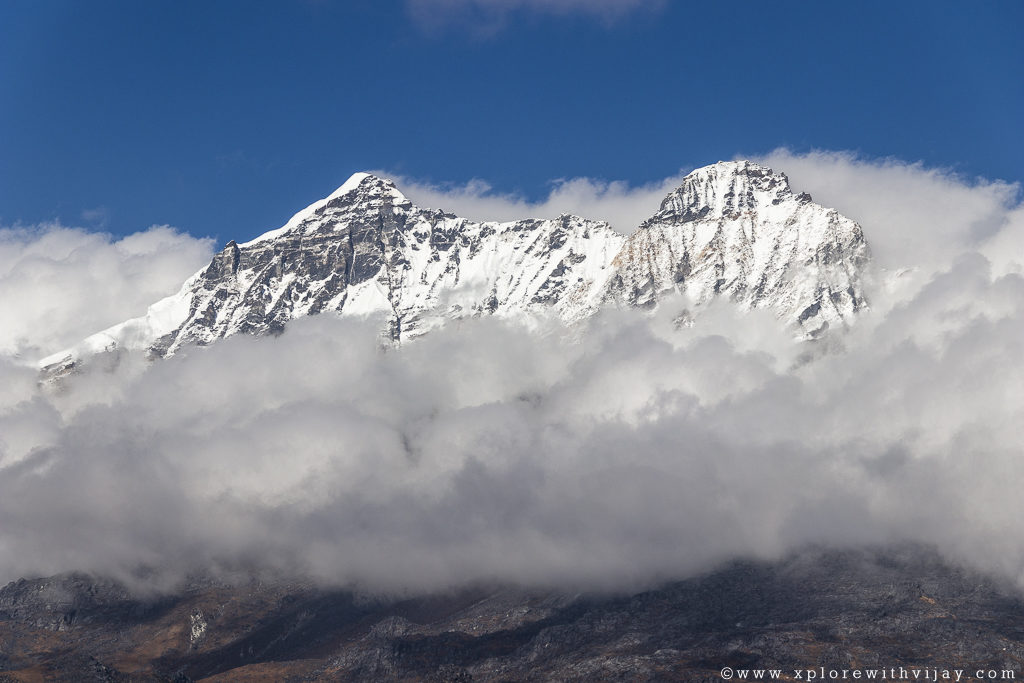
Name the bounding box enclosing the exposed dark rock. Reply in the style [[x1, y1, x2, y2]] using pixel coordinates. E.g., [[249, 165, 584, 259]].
[[2, 546, 1022, 681]]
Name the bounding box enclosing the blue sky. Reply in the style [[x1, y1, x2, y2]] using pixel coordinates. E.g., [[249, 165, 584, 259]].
[[2, 0, 1021, 243]]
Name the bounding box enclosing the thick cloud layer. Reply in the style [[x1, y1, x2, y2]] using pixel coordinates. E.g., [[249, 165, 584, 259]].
[[0, 155, 1022, 594]]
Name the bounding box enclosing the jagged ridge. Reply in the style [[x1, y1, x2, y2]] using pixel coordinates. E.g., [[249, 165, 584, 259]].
[[608, 161, 869, 333], [40, 161, 870, 370]]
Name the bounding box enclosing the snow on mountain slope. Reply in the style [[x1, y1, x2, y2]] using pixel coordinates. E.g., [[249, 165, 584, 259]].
[[607, 161, 869, 337], [41, 174, 624, 368], [40, 162, 870, 371]]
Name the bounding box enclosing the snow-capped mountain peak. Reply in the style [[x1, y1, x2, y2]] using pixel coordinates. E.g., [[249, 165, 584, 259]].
[[40, 161, 870, 372], [608, 161, 868, 335], [658, 160, 800, 219], [240, 172, 408, 247]]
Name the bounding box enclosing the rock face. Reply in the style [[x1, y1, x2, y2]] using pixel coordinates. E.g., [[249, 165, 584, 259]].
[[608, 161, 869, 336], [142, 173, 625, 356], [40, 161, 870, 370], [2, 547, 1023, 681]]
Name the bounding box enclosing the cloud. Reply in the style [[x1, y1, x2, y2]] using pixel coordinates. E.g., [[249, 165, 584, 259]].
[[0, 153, 1022, 595], [80, 206, 110, 229], [382, 171, 688, 234], [752, 149, 1024, 326], [753, 149, 1022, 274], [0, 224, 214, 360], [406, 0, 664, 35]]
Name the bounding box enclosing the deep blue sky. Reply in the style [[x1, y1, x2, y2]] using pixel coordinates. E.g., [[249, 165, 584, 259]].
[[2, 0, 1021, 243]]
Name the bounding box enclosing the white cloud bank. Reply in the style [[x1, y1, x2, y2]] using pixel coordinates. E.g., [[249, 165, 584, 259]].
[[754, 149, 1022, 274], [0, 153, 1022, 595], [0, 225, 214, 359]]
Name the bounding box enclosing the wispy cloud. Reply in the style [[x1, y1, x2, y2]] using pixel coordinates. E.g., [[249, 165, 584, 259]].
[[80, 206, 110, 229], [406, 0, 664, 35]]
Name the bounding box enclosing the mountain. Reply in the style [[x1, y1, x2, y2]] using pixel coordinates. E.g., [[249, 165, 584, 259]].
[[608, 161, 869, 332], [39, 161, 869, 371], [3, 546, 1023, 681]]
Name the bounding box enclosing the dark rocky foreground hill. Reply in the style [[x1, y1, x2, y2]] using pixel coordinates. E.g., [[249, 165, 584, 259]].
[[2, 546, 1023, 681]]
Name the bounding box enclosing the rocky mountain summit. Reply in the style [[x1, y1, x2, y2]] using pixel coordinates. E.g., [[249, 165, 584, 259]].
[[609, 161, 868, 328], [40, 161, 870, 371]]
